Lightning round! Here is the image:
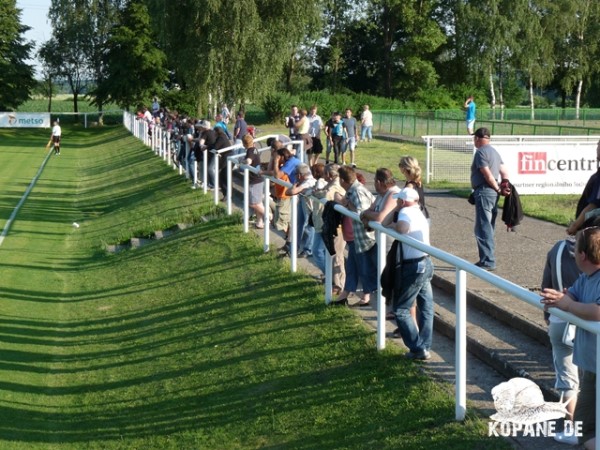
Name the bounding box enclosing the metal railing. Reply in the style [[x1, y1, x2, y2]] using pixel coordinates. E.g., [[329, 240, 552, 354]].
[[124, 111, 600, 444], [373, 110, 600, 138]]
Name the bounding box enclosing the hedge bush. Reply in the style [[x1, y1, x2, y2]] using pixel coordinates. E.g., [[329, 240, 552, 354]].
[[260, 90, 407, 122]]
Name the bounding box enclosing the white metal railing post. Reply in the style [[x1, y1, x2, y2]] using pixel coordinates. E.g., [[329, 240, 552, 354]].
[[185, 141, 190, 180], [167, 133, 172, 166], [455, 268, 467, 421], [157, 127, 161, 156], [193, 160, 198, 188], [425, 137, 432, 183], [156, 127, 160, 154], [213, 152, 220, 205], [376, 230, 387, 351], [227, 158, 233, 214], [243, 167, 250, 233], [262, 180, 270, 252], [202, 149, 208, 194], [290, 194, 298, 272]]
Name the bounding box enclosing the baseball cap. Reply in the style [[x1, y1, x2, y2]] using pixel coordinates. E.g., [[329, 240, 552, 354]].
[[474, 127, 491, 139], [393, 187, 419, 202]]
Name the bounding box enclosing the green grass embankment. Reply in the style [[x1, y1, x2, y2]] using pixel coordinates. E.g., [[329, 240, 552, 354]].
[[0, 126, 508, 449]]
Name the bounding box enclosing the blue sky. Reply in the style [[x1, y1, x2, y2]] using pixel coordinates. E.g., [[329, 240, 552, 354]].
[[16, 0, 52, 74]]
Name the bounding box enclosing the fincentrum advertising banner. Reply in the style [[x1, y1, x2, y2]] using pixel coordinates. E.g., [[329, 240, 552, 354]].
[[494, 141, 599, 195]]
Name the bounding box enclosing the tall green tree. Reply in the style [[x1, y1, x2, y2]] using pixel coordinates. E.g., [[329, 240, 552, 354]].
[[158, 0, 323, 115], [95, 0, 167, 110], [37, 41, 62, 112], [47, 0, 124, 114], [46, 1, 94, 113], [549, 0, 600, 115], [461, 0, 524, 113], [0, 0, 35, 110], [511, 0, 555, 117], [87, 0, 126, 115]]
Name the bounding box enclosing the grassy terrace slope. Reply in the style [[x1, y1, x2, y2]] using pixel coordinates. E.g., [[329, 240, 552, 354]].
[[0, 127, 507, 449]]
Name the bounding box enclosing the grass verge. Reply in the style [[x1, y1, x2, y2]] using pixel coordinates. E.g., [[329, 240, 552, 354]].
[[0, 126, 508, 449]]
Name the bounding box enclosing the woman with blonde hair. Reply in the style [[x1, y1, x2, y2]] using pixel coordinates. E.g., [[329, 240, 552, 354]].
[[398, 155, 429, 220]]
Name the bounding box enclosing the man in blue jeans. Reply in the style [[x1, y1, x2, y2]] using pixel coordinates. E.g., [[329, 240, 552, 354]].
[[384, 187, 434, 360], [470, 127, 510, 271]]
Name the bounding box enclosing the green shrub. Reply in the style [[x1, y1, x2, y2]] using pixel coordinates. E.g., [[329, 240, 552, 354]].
[[408, 86, 458, 110], [261, 91, 299, 123], [531, 95, 551, 108], [161, 89, 197, 117]]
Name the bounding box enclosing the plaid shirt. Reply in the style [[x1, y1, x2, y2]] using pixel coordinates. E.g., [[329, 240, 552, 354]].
[[346, 180, 375, 253]]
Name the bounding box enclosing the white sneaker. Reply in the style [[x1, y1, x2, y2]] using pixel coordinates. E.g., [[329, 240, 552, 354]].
[[553, 431, 578, 445]]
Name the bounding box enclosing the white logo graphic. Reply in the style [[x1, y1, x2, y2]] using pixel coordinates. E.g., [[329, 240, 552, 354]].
[[488, 377, 580, 438]]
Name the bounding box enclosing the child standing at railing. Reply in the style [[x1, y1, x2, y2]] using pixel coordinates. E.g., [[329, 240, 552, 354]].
[[541, 225, 600, 449]]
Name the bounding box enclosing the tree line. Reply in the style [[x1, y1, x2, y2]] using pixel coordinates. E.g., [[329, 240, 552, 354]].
[[2, 0, 599, 118]]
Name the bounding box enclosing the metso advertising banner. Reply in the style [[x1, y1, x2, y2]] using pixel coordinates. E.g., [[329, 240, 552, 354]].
[[493, 141, 599, 195], [0, 112, 50, 128]]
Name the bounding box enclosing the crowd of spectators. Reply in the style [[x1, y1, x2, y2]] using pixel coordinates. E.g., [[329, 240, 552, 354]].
[[135, 98, 262, 198], [137, 99, 435, 361]]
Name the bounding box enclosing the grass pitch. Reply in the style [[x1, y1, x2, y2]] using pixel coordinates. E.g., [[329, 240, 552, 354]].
[[0, 126, 509, 449]]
